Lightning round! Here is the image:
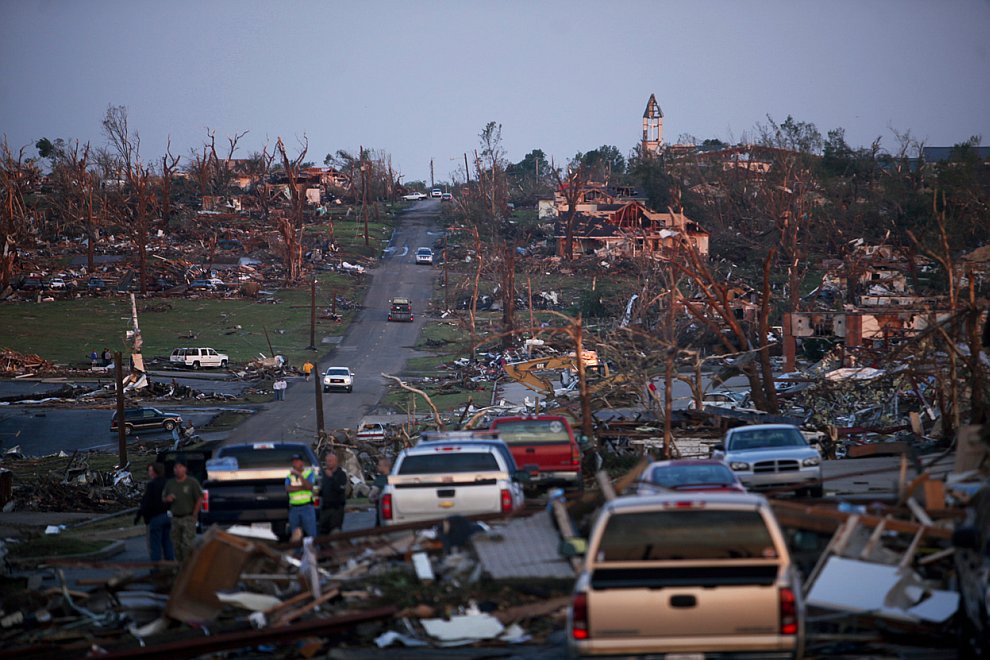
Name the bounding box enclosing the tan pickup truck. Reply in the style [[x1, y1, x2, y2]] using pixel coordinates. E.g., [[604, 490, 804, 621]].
[[568, 492, 803, 658]]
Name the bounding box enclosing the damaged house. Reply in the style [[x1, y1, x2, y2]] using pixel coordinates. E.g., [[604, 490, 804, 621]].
[[553, 200, 709, 259]]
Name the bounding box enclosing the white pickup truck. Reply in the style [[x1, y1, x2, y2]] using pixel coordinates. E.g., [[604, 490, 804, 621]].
[[379, 437, 526, 526]]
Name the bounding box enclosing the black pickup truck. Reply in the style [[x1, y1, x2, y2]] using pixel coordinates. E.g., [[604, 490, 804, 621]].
[[198, 442, 321, 540]]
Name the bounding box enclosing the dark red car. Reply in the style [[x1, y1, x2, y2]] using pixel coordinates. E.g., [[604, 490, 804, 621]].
[[633, 459, 747, 495], [489, 415, 582, 491]]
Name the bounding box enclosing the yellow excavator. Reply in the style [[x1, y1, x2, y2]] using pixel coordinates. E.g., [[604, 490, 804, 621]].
[[501, 350, 625, 398]]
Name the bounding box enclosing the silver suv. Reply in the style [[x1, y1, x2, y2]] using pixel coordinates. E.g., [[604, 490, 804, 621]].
[[713, 423, 823, 497], [568, 493, 803, 658]]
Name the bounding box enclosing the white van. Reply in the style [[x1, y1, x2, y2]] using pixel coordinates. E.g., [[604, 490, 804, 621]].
[[169, 347, 229, 369]]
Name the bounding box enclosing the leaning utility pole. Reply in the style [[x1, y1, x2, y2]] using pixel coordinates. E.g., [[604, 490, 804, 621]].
[[114, 352, 127, 466], [308, 278, 317, 350]]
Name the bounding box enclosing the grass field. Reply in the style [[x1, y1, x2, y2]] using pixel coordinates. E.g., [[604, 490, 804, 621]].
[[0, 271, 366, 369]]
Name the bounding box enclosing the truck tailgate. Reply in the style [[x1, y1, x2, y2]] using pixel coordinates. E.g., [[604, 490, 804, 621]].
[[588, 564, 781, 638], [390, 473, 505, 522]]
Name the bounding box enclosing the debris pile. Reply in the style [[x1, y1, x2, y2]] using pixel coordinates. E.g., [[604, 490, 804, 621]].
[[4, 452, 142, 512], [1, 510, 575, 656], [0, 348, 55, 376]]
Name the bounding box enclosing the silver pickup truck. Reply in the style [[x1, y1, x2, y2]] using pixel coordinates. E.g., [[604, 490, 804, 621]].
[[568, 492, 804, 658], [379, 437, 526, 526]]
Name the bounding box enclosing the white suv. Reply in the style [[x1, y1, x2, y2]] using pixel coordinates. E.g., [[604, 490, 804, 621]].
[[322, 366, 354, 393], [415, 247, 434, 265], [169, 347, 229, 369]]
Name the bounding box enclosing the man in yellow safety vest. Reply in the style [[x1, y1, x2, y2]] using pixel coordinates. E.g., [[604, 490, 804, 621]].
[[285, 453, 317, 539]]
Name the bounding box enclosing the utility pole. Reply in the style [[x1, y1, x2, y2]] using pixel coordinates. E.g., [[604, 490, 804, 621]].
[[430, 158, 435, 188], [314, 364, 325, 445], [361, 146, 369, 247], [464, 153, 470, 183], [114, 352, 127, 466], [308, 277, 317, 350]]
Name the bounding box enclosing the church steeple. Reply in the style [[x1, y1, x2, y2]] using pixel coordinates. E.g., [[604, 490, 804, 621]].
[[642, 93, 663, 155]]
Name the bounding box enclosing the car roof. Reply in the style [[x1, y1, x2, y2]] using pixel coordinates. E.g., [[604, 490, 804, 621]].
[[644, 459, 732, 469], [325, 366, 350, 371], [402, 441, 506, 456], [727, 423, 801, 433], [606, 491, 768, 513]]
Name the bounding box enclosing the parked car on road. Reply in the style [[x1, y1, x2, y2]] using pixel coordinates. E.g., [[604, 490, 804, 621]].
[[169, 347, 229, 369], [568, 492, 803, 658], [712, 423, 824, 497], [430, 188, 443, 198], [199, 441, 320, 541], [488, 415, 583, 491], [380, 435, 527, 526], [322, 366, 354, 393], [441, 192, 453, 202], [415, 247, 434, 265], [633, 458, 746, 495], [110, 407, 183, 436], [402, 191, 428, 201]]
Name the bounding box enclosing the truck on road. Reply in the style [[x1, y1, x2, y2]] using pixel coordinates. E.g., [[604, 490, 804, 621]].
[[199, 442, 320, 540]]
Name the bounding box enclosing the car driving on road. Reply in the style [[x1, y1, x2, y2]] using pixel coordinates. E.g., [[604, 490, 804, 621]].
[[322, 366, 354, 393], [415, 247, 434, 265], [430, 188, 443, 198], [712, 423, 824, 497], [403, 191, 428, 201]]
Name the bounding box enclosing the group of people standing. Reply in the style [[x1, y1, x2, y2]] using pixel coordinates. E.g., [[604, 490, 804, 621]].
[[285, 452, 348, 539], [134, 458, 202, 562], [135, 450, 353, 562]]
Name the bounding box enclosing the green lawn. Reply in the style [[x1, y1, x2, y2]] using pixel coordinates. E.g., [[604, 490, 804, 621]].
[[0, 272, 367, 369]]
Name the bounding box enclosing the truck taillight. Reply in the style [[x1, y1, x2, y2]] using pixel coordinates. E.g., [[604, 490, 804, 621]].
[[779, 587, 798, 635], [571, 592, 589, 640], [201, 489, 209, 513], [500, 488, 513, 513], [570, 443, 581, 465], [381, 494, 393, 521]]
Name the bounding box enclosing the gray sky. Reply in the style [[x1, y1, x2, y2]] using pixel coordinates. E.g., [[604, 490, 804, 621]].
[[2, 0, 988, 183]]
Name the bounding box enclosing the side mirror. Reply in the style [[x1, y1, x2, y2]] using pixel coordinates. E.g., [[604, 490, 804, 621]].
[[559, 537, 587, 558]]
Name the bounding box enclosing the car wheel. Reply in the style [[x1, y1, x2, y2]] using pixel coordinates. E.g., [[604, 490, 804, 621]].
[[163, 420, 177, 432], [220, 360, 228, 368], [192, 361, 201, 370], [809, 484, 824, 498], [323, 387, 329, 393], [124, 424, 133, 436], [347, 386, 353, 393]]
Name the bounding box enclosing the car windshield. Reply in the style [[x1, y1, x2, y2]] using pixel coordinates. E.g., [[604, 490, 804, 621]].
[[326, 368, 349, 376], [417, 248, 431, 255], [597, 510, 777, 561], [728, 427, 807, 451], [648, 464, 736, 488], [493, 419, 571, 444]]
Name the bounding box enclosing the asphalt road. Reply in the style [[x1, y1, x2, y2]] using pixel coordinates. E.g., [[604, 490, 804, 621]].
[[224, 200, 442, 445]]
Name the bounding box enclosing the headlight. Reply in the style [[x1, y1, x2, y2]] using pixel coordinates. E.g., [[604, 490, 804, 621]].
[[802, 457, 821, 467], [729, 462, 750, 471]]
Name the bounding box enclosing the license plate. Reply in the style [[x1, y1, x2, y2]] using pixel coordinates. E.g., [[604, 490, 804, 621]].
[[251, 522, 272, 531]]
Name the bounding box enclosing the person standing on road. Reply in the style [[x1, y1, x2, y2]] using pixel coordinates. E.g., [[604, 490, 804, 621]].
[[162, 458, 203, 563], [302, 361, 314, 382], [286, 453, 317, 540], [318, 452, 348, 535], [273, 378, 287, 401], [135, 462, 174, 561]]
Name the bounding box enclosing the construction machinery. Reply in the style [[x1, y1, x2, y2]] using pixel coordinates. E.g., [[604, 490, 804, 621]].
[[501, 350, 625, 399]]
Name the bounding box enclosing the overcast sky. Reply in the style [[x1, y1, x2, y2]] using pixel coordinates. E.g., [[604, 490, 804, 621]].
[[2, 0, 988, 183]]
